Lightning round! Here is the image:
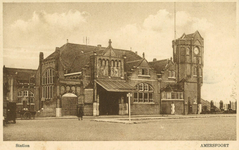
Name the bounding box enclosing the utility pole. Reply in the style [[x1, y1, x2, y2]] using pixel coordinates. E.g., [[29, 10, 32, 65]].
[[197, 56, 201, 114], [174, 2, 176, 41]]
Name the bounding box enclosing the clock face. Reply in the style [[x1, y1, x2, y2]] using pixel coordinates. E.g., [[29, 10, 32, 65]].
[[194, 47, 199, 55]]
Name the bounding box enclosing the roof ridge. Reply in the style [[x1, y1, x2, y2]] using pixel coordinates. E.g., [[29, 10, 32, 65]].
[[4, 67, 37, 71], [148, 59, 168, 63], [126, 59, 143, 63], [66, 42, 98, 48]]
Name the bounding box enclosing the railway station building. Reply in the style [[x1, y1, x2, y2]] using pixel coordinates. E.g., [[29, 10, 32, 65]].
[[3, 31, 204, 117]]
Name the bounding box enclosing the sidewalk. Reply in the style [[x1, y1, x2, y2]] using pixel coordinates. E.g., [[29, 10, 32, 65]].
[[22, 113, 236, 123], [93, 114, 236, 124]]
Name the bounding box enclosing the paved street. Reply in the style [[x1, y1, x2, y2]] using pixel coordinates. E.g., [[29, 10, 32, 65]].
[[3, 116, 236, 141]]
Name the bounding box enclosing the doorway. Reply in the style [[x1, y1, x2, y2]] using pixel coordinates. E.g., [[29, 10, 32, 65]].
[[98, 86, 124, 115], [62, 93, 78, 116]]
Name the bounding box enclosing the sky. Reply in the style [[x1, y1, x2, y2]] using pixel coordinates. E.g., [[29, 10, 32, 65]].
[[2, 2, 238, 103]]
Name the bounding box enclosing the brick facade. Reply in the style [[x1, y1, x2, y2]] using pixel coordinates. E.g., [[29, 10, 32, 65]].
[[3, 31, 205, 117]]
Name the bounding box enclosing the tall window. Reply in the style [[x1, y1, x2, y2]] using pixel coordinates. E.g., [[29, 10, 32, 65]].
[[134, 83, 154, 103], [98, 59, 102, 66], [193, 57, 196, 63], [199, 67, 202, 77], [181, 48, 186, 56], [139, 68, 149, 75], [42, 68, 54, 100], [17, 90, 34, 103], [186, 64, 191, 76], [186, 48, 190, 55], [102, 59, 106, 66], [193, 67, 197, 76]]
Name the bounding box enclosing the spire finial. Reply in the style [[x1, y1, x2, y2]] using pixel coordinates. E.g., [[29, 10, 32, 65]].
[[108, 39, 112, 47]]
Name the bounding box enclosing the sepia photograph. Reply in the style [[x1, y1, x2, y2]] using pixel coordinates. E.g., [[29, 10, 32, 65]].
[[1, 1, 238, 150]]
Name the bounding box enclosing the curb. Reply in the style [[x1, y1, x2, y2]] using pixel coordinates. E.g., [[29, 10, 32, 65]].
[[16, 114, 236, 121], [92, 114, 236, 124]]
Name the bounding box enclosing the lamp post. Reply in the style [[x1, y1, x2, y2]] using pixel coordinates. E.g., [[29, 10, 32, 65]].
[[127, 93, 132, 122]]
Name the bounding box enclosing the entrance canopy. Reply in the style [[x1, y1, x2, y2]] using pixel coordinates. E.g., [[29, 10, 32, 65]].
[[96, 79, 135, 92]]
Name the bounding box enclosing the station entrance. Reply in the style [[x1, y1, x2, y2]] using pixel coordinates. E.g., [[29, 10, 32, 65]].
[[96, 79, 135, 116]]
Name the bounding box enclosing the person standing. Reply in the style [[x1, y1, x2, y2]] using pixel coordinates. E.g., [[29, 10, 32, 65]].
[[78, 106, 84, 121]]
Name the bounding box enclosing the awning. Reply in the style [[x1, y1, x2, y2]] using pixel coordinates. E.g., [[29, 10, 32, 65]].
[[95, 79, 135, 92]]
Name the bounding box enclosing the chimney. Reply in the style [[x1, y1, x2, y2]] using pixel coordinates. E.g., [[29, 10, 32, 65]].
[[67, 39, 69, 43], [39, 52, 44, 62], [153, 58, 157, 62], [55, 47, 60, 52], [39, 52, 44, 72], [142, 52, 145, 58], [170, 57, 172, 61], [135, 51, 137, 54]]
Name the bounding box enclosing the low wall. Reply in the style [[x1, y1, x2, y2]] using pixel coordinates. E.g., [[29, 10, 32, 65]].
[[84, 103, 93, 116], [161, 101, 184, 115], [131, 104, 159, 115]]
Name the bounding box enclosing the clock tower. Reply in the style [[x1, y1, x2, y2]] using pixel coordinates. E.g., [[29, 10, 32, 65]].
[[172, 31, 204, 114], [172, 30, 204, 83]]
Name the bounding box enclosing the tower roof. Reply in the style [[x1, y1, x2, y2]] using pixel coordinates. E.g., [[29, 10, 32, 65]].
[[178, 30, 203, 40]]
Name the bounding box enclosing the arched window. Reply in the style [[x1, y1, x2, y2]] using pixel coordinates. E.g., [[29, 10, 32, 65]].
[[181, 47, 186, 56], [17, 90, 34, 103], [42, 68, 54, 100], [106, 60, 109, 66], [105, 60, 109, 76], [118, 61, 121, 67], [111, 60, 114, 67], [193, 67, 197, 76], [102, 59, 105, 66], [134, 83, 154, 103], [199, 67, 202, 77], [98, 59, 102, 67]]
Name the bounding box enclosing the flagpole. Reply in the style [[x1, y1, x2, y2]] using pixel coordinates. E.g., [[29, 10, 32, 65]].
[[174, 2, 176, 41]]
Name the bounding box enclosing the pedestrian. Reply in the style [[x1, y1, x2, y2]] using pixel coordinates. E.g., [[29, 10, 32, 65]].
[[78, 106, 84, 121]]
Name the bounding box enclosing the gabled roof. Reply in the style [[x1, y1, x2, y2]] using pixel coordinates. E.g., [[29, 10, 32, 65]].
[[161, 83, 183, 92], [125, 59, 144, 72], [178, 31, 203, 40], [44, 41, 142, 73], [3, 67, 36, 83], [44, 50, 59, 61], [148, 59, 168, 74], [102, 39, 117, 57]]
